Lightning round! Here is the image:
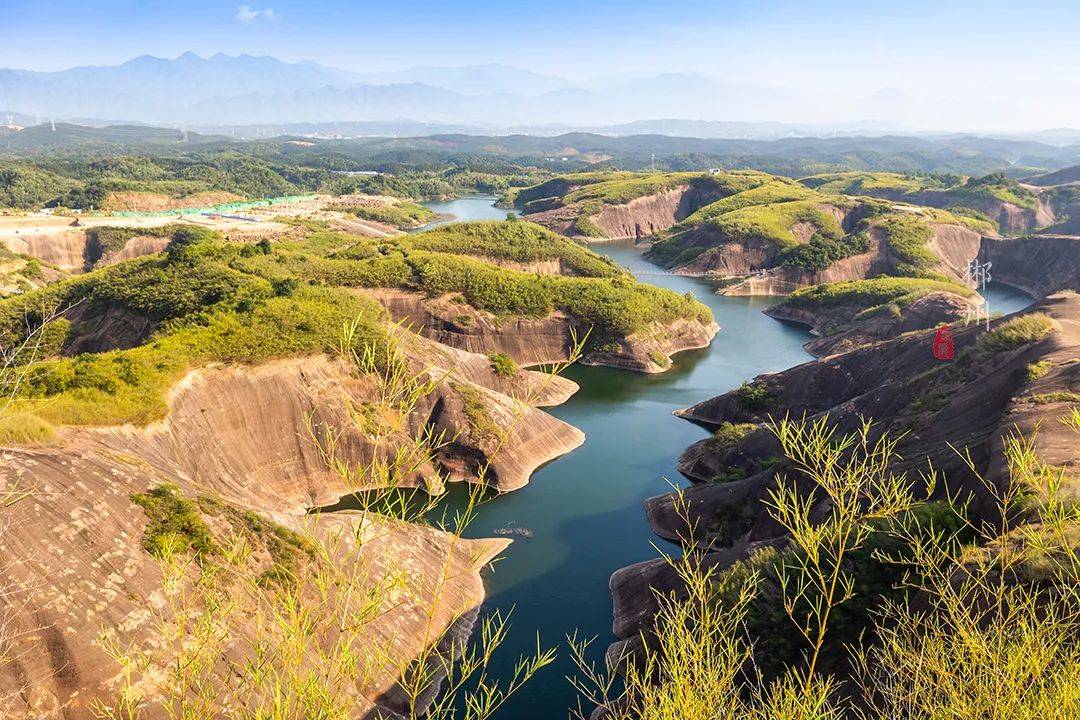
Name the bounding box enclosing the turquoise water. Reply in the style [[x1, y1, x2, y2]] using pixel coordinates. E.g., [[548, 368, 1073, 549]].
[[413, 194, 516, 230], [983, 281, 1035, 316], [446, 246, 814, 719], [394, 197, 1034, 718]]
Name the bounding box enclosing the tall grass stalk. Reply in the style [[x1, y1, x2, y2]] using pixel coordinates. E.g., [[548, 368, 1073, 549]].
[[573, 415, 1079, 720]]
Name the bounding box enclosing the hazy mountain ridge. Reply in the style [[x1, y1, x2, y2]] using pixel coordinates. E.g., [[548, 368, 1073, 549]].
[[2, 54, 1079, 145], [0, 53, 879, 131]]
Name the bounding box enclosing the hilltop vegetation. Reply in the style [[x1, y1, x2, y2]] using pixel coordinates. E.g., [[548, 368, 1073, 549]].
[[643, 175, 864, 270], [0, 219, 710, 439], [331, 198, 436, 229], [782, 276, 976, 312], [509, 169, 999, 287], [0, 149, 552, 210], [801, 171, 1044, 231]]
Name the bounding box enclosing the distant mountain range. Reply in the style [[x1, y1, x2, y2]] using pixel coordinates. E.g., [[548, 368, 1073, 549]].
[[1, 53, 1079, 144], [0, 53, 898, 135]]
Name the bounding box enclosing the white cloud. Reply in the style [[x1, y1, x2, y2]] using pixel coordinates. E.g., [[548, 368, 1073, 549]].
[[235, 6, 276, 23]]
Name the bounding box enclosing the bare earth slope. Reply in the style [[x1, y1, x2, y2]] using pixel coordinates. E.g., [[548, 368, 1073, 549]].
[[0, 338, 584, 718]]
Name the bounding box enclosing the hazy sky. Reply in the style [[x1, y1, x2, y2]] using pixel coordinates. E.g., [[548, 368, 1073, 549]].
[[2, 0, 1078, 130]]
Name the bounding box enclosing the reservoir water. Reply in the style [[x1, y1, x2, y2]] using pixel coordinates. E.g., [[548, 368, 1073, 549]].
[[404, 197, 1033, 718], [415, 194, 516, 230]]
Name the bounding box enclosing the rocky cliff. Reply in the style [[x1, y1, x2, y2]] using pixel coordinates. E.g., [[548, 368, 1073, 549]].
[[519, 174, 730, 241], [765, 288, 979, 356], [362, 288, 718, 373], [981, 234, 1080, 299], [607, 292, 1080, 669], [0, 331, 585, 717]]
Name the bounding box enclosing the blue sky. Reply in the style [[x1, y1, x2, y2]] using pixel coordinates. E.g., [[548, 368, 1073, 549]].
[[1, 1, 1078, 128]]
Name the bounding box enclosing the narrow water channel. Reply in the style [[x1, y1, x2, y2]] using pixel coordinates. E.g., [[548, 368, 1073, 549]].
[[407, 197, 1033, 718]]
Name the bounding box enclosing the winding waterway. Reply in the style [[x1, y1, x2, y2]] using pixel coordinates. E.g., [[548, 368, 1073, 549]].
[[410, 197, 1033, 718]]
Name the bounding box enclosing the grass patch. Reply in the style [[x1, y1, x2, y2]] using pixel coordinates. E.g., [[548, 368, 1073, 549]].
[[131, 484, 217, 561], [453, 382, 498, 442], [410, 221, 620, 276], [977, 313, 1054, 353], [0, 412, 58, 445], [196, 495, 319, 587], [707, 421, 756, 452], [1027, 360, 1053, 381], [1028, 392, 1080, 404], [705, 200, 845, 251], [563, 173, 696, 206], [878, 214, 939, 276], [684, 176, 814, 224], [648, 350, 671, 369]]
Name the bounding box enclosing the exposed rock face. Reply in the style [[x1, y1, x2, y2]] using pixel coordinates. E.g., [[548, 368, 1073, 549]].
[[608, 293, 1080, 664], [765, 291, 979, 357], [581, 317, 719, 373], [362, 288, 577, 366], [97, 234, 172, 266], [362, 288, 719, 374], [981, 234, 1080, 299], [0, 338, 585, 717], [672, 225, 782, 277], [592, 186, 691, 239], [717, 231, 892, 296], [3, 229, 185, 275], [524, 182, 728, 241], [1, 229, 89, 271], [926, 223, 984, 277]]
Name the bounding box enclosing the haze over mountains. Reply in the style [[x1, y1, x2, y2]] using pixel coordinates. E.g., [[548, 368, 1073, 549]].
[[1, 51, 1056, 140], [0, 53, 804, 131]]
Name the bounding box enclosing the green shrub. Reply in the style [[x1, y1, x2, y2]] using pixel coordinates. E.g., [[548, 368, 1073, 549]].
[[707, 421, 755, 451], [453, 382, 498, 441], [783, 277, 974, 323], [779, 230, 871, 271], [131, 484, 217, 560], [564, 173, 696, 206], [570, 213, 608, 238], [1028, 391, 1080, 404], [488, 352, 518, 377], [1027, 360, 1053, 381], [716, 501, 972, 680], [733, 381, 773, 411]]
